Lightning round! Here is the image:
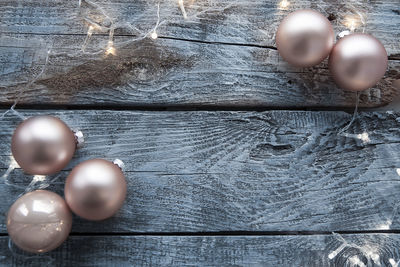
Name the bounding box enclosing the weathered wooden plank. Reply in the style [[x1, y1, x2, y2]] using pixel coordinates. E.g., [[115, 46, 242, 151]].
[[1, 110, 400, 233], [1, 0, 399, 108], [1, 234, 400, 266], [1, 0, 399, 55], [0, 34, 399, 108]]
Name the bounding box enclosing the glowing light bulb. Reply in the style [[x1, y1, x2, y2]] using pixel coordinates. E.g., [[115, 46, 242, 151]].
[[389, 258, 399, 267], [151, 31, 158, 39], [328, 244, 346, 260], [338, 30, 351, 38], [356, 132, 370, 143], [105, 40, 116, 55], [343, 15, 361, 32], [9, 156, 20, 169], [370, 253, 379, 262], [87, 25, 94, 37], [349, 20, 356, 31], [349, 256, 366, 267], [377, 219, 392, 230], [279, 0, 290, 9], [32, 175, 46, 182]]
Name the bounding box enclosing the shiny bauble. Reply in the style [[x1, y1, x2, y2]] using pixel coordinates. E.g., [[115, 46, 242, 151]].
[[276, 9, 334, 67], [329, 33, 388, 91], [7, 190, 72, 253], [11, 116, 76, 175], [65, 159, 127, 221]]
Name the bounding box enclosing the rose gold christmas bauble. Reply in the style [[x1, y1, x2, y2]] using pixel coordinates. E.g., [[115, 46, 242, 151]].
[[7, 190, 72, 253], [11, 116, 76, 175], [276, 9, 334, 67], [329, 33, 388, 91], [65, 159, 127, 221]]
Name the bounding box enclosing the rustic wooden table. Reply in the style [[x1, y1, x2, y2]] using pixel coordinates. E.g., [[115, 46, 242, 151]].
[[1, 0, 400, 266]]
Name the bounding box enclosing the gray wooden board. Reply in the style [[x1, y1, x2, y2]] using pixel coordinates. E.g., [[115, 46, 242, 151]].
[[1, 234, 400, 266], [1, 110, 400, 233], [1, 0, 399, 53], [0, 0, 399, 108]]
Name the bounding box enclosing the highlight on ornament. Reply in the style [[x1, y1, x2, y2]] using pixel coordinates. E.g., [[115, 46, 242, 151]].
[[278, 0, 290, 10]]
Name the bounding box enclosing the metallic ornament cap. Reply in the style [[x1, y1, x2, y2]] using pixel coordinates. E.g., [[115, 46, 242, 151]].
[[113, 159, 125, 170], [73, 129, 85, 148]]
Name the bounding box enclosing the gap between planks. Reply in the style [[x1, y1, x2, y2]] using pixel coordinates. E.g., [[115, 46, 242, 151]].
[[0, 103, 380, 113], [1, 230, 400, 237]]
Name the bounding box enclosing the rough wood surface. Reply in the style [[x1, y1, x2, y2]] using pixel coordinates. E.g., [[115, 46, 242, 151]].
[[1, 110, 400, 233], [1, 0, 399, 53], [1, 234, 400, 266], [0, 0, 399, 108], [1, 1, 400, 265]]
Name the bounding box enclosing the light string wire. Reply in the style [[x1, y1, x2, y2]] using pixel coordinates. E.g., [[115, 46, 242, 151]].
[[337, 91, 363, 140], [329, 4, 396, 264], [329, 232, 381, 266], [2, 0, 232, 258], [0, 0, 179, 183], [0, 48, 52, 189], [335, 4, 368, 144]]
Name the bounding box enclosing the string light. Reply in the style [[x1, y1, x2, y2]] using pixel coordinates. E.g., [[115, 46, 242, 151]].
[[345, 17, 358, 32], [78, 0, 191, 52], [178, 0, 188, 19], [328, 243, 346, 259], [349, 256, 366, 267], [105, 40, 116, 55], [389, 258, 400, 267], [338, 30, 351, 38], [87, 25, 94, 37], [371, 253, 380, 262], [279, 0, 290, 10], [26, 175, 47, 192], [343, 13, 364, 32], [0, 156, 21, 189], [81, 25, 95, 51], [356, 132, 370, 143], [149, 3, 161, 40], [104, 25, 116, 55], [376, 219, 392, 230], [151, 31, 158, 39]]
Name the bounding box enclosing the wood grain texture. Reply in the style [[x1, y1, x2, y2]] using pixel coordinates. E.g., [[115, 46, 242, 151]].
[[2, 1, 400, 264], [1, 0, 399, 53], [0, 0, 399, 108], [1, 110, 400, 233], [1, 234, 400, 266]]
